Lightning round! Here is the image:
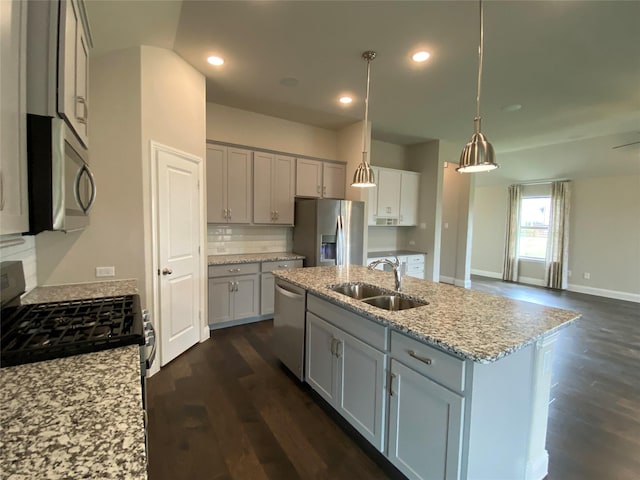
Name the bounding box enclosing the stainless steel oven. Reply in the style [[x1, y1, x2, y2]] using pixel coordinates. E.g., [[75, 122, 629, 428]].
[[26, 114, 96, 234]]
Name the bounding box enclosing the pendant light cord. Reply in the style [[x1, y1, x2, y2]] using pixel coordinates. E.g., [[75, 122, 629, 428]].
[[475, 0, 484, 133], [362, 56, 372, 164]]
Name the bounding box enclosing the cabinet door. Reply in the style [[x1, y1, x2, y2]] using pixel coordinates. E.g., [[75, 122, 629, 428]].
[[336, 330, 387, 452], [323, 162, 345, 199], [388, 360, 463, 480], [233, 274, 260, 320], [253, 152, 273, 223], [209, 277, 233, 324], [0, 0, 29, 234], [305, 313, 338, 404], [296, 159, 322, 197], [367, 167, 380, 226], [226, 148, 252, 224], [399, 172, 419, 226], [58, 0, 89, 147], [376, 169, 401, 218], [272, 155, 295, 224], [206, 145, 227, 223], [260, 272, 275, 315]]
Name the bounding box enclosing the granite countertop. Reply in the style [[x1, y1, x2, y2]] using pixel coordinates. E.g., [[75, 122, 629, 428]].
[[368, 250, 426, 258], [22, 279, 138, 304], [0, 346, 147, 479], [207, 252, 305, 265], [272, 265, 581, 363]]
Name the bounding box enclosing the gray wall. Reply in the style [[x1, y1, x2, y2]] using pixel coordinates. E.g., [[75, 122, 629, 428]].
[[471, 174, 640, 300]]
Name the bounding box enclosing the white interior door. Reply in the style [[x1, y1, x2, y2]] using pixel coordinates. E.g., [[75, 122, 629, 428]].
[[157, 147, 202, 366]]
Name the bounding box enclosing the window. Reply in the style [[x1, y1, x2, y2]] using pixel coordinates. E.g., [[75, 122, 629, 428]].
[[518, 196, 551, 259]]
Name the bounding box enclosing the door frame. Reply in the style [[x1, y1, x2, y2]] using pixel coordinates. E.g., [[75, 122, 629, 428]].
[[148, 140, 208, 376]]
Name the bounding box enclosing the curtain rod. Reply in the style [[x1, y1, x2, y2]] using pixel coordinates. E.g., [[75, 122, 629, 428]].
[[512, 178, 571, 187]]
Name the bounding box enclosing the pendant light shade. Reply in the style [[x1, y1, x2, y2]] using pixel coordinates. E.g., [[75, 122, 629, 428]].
[[351, 51, 377, 188], [457, 0, 498, 173]]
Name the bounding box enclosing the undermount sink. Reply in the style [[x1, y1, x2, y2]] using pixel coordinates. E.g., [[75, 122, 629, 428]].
[[330, 283, 391, 300], [361, 294, 428, 311], [329, 283, 428, 311]]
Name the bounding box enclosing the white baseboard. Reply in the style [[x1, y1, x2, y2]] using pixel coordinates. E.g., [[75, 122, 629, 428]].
[[455, 278, 471, 288], [471, 269, 640, 303], [568, 284, 640, 303], [440, 275, 455, 285], [525, 451, 549, 480], [471, 269, 502, 279]]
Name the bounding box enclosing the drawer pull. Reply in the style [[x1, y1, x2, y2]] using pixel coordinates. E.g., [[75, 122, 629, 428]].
[[278, 264, 288, 268], [408, 350, 432, 365], [228, 268, 241, 273]]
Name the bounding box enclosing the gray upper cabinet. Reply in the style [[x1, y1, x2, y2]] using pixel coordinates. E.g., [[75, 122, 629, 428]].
[[253, 153, 295, 225], [295, 158, 345, 199], [0, 0, 29, 234], [206, 145, 252, 224], [27, 0, 92, 148]]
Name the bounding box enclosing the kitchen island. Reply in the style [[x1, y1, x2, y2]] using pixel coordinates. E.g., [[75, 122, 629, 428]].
[[272, 265, 581, 480], [0, 345, 147, 479]]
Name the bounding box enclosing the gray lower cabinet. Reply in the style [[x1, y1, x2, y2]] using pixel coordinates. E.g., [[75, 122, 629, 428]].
[[306, 312, 386, 451], [208, 272, 259, 325], [260, 260, 303, 315], [388, 359, 463, 480]]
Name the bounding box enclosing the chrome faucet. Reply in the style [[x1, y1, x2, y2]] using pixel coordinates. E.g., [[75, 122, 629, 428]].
[[367, 256, 403, 291]]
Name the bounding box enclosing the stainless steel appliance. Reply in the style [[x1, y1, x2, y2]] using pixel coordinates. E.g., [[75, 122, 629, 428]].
[[0, 261, 155, 400], [293, 198, 365, 267], [26, 114, 96, 234], [273, 278, 306, 381]]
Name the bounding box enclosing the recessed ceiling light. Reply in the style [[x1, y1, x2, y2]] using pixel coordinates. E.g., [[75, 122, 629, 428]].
[[339, 96, 353, 104], [412, 51, 431, 63], [207, 56, 224, 66], [502, 104, 522, 112]]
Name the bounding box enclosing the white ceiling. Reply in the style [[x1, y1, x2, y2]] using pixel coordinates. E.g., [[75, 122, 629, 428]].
[[85, 0, 640, 187]]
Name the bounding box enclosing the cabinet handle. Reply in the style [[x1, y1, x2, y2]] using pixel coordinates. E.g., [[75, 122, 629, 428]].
[[323, 185, 327, 195], [408, 350, 432, 365], [76, 96, 88, 124], [335, 339, 342, 358], [228, 208, 232, 220], [317, 185, 321, 194], [330, 338, 337, 356], [228, 268, 241, 273], [389, 373, 396, 396], [278, 264, 288, 268], [229, 281, 234, 292], [275, 211, 279, 219]]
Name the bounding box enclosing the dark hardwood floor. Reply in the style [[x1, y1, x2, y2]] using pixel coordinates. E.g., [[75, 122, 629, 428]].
[[147, 277, 640, 480]]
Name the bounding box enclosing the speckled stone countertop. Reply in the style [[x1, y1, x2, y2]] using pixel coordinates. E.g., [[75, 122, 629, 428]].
[[208, 252, 305, 265], [273, 265, 581, 363], [22, 279, 138, 304], [0, 346, 147, 479], [368, 250, 426, 258]]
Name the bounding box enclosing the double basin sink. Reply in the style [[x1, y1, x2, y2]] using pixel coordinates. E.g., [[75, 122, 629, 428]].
[[329, 283, 428, 311]]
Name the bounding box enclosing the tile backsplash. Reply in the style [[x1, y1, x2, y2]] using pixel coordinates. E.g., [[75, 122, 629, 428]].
[[208, 225, 292, 255], [0, 235, 37, 292]]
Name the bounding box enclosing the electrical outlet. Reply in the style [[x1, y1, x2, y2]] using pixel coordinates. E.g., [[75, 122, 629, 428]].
[[408, 240, 416, 246], [419, 222, 427, 230], [96, 266, 115, 277], [583, 272, 591, 280]]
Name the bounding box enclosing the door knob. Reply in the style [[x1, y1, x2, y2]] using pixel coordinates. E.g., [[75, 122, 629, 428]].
[[162, 268, 173, 275]]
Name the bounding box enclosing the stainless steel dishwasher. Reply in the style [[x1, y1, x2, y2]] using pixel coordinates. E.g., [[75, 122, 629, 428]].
[[273, 278, 306, 381]]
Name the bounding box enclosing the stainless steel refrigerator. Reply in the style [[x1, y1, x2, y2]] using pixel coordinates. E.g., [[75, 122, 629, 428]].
[[293, 198, 365, 267]]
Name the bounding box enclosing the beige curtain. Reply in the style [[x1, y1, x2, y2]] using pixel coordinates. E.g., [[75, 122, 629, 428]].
[[503, 184, 521, 282], [546, 181, 571, 289]]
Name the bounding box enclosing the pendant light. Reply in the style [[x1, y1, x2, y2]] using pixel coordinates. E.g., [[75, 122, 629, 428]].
[[457, 0, 498, 173], [351, 50, 377, 188]]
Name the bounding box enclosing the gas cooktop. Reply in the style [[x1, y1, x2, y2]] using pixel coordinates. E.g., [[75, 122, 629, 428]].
[[1, 295, 144, 368]]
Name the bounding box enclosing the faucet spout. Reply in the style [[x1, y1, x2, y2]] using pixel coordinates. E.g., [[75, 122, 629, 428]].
[[367, 256, 403, 291]]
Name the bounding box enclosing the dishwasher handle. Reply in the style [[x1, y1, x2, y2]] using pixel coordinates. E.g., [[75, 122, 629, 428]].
[[275, 283, 304, 300]]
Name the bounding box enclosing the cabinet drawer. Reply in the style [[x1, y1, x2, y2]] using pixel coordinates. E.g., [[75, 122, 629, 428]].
[[391, 331, 465, 393], [407, 263, 424, 274], [406, 254, 424, 264], [308, 295, 387, 351], [208, 262, 260, 278], [261, 259, 303, 272]]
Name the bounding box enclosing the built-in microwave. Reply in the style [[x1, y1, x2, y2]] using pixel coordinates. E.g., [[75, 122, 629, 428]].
[[26, 114, 96, 234]]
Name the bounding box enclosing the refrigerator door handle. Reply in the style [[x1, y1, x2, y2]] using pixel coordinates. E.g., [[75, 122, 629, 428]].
[[336, 215, 345, 266]]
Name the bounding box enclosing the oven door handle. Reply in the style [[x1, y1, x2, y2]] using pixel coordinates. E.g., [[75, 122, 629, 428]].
[[144, 321, 156, 369]]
